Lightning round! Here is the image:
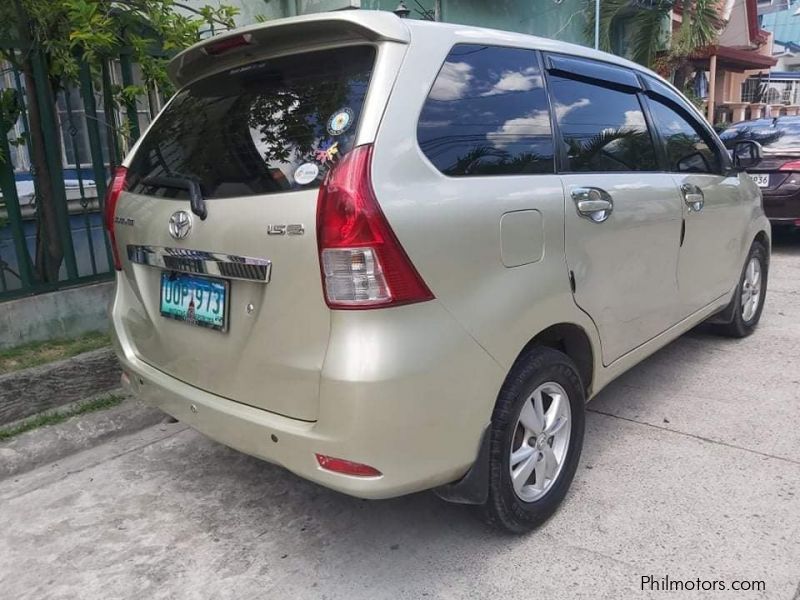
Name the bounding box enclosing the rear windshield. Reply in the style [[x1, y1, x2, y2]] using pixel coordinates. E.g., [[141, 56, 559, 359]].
[[720, 118, 800, 155], [127, 45, 375, 199]]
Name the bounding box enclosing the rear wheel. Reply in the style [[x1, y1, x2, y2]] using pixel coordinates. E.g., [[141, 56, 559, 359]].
[[478, 347, 585, 534], [714, 242, 768, 338]]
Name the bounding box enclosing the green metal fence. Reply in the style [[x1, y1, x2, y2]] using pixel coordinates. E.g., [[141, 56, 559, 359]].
[[0, 41, 154, 301]]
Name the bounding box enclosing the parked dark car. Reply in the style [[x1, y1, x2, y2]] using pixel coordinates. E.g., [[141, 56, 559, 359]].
[[721, 117, 800, 227]]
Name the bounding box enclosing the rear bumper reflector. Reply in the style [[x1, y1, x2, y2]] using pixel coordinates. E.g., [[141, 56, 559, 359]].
[[127, 245, 272, 282], [315, 454, 382, 477]]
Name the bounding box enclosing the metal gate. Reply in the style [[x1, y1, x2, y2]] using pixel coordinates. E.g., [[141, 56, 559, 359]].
[[0, 39, 160, 300]]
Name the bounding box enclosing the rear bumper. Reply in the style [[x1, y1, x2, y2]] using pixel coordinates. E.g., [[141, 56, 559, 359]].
[[111, 283, 504, 499], [762, 191, 800, 221]]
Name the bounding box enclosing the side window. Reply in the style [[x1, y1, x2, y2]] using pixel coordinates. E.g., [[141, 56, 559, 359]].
[[547, 74, 657, 172], [417, 45, 554, 176], [647, 98, 721, 174]]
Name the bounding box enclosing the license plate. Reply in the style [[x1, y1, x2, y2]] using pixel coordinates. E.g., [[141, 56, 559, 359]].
[[749, 173, 769, 187], [160, 272, 228, 331]]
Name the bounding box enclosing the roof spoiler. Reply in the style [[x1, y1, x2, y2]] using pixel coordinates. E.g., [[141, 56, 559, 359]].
[[168, 11, 410, 89]]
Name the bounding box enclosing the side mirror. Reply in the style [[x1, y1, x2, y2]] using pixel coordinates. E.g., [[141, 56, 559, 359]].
[[732, 140, 762, 171]]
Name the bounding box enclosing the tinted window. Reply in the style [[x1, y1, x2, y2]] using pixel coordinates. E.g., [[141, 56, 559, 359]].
[[720, 118, 800, 155], [417, 45, 554, 176], [548, 75, 657, 172], [127, 46, 374, 199], [648, 98, 720, 173]]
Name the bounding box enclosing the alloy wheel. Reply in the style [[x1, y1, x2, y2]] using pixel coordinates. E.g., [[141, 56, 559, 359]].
[[509, 382, 572, 502], [741, 256, 762, 322]]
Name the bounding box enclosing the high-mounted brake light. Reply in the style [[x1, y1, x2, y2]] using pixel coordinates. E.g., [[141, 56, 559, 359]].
[[779, 160, 800, 171], [315, 454, 382, 477], [203, 34, 253, 56], [316, 145, 434, 309], [104, 167, 127, 271]]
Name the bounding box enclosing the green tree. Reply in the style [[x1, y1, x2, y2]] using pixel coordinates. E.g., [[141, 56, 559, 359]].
[[0, 0, 238, 282], [587, 0, 723, 89]]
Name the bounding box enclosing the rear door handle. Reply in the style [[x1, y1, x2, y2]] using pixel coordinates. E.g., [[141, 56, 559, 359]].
[[571, 187, 613, 223], [681, 183, 704, 212]]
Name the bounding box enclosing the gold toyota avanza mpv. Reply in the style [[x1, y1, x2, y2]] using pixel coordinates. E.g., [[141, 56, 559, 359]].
[[108, 11, 771, 532]]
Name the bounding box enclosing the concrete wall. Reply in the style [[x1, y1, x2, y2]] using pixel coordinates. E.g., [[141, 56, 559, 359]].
[[0, 281, 113, 350]]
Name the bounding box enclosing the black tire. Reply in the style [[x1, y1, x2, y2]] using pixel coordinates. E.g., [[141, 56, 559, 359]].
[[478, 346, 585, 534], [714, 242, 768, 338]]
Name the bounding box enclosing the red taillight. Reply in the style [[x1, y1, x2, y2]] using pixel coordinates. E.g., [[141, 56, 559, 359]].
[[315, 454, 382, 477], [779, 160, 800, 171], [316, 145, 434, 309], [203, 34, 252, 56], [104, 166, 127, 271]]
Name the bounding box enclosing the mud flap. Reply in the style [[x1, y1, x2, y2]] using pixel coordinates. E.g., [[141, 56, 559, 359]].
[[705, 289, 737, 325], [433, 425, 491, 505]]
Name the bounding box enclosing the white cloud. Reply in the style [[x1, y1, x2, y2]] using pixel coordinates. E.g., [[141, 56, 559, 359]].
[[554, 98, 591, 120], [600, 109, 647, 140], [661, 118, 685, 134], [486, 110, 552, 148], [621, 109, 646, 131], [487, 98, 591, 149], [429, 61, 473, 101], [482, 67, 543, 96]]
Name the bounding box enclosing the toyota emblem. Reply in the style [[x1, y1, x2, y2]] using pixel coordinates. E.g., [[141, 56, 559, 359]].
[[168, 210, 192, 240]]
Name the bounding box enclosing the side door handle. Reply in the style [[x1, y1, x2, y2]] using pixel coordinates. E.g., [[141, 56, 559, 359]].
[[681, 183, 704, 212], [571, 187, 613, 223]]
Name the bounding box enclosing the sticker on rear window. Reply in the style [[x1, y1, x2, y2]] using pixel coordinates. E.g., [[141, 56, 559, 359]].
[[315, 140, 339, 165], [294, 162, 319, 185], [327, 108, 353, 136]]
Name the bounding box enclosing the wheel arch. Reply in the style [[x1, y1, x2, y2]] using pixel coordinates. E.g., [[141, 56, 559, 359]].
[[435, 321, 596, 506], [514, 323, 595, 397], [753, 229, 770, 256]]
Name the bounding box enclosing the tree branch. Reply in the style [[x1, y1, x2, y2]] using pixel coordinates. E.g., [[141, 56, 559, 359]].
[[108, 0, 235, 28]]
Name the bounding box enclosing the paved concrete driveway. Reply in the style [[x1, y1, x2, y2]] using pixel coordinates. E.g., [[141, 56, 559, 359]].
[[2, 235, 799, 600]]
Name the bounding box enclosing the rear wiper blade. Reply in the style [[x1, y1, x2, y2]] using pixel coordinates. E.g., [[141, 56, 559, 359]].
[[142, 175, 207, 220]]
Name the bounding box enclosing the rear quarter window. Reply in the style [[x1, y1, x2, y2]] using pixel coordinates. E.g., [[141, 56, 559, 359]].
[[127, 45, 375, 199], [417, 44, 555, 177]]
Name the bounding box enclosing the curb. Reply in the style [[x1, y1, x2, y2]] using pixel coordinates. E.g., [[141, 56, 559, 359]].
[[0, 347, 121, 426], [0, 389, 165, 481]]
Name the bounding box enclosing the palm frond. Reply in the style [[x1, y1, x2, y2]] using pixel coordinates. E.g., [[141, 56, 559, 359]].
[[671, 0, 723, 57], [585, 0, 632, 53], [690, 0, 723, 46], [569, 128, 652, 171], [585, 0, 670, 68], [629, 9, 666, 68]]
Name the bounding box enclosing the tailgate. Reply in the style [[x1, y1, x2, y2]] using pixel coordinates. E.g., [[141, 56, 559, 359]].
[[117, 190, 326, 421], [113, 43, 383, 421]]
